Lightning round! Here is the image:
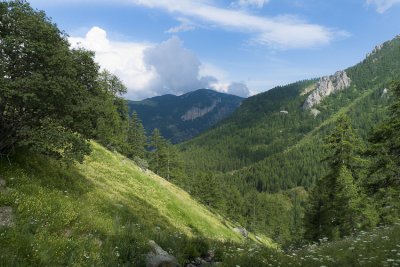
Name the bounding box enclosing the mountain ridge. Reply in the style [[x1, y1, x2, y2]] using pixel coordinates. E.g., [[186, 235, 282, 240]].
[[178, 34, 400, 193], [127, 89, 243, 143]]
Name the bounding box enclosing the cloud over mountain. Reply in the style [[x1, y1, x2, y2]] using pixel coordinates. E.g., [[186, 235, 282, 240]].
[[69, 27, 248, 100]]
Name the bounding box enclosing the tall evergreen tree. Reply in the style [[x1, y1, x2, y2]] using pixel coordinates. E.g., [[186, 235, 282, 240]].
[[149, 128, 167, 175], [163, 140, 184, 181], [304, 114, 376, 241], [367, 80, 400, 223], [128, 110, 147, 160]]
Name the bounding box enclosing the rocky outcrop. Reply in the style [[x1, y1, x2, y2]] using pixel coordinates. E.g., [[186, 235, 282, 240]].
[[366, 43, 384, 58], [280, 110, 288, 115], [146, 240, 181, 267], [181, 99, 221, 121], [303, 70, 351, 109], [310, 109, 320, 117], [300, 84, 317, 96]]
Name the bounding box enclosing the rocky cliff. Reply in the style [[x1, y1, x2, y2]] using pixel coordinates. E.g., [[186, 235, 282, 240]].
[[303, 70, 351, 109], [181, 99, 221, 121]]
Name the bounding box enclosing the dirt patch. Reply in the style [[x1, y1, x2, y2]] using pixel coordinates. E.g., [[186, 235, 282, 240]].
[[0, 206, 15, 227]]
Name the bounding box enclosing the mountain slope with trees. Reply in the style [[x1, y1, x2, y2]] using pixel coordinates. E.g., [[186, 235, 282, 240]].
[[127, 89, 243, 143], [179, 35, 400, 194]]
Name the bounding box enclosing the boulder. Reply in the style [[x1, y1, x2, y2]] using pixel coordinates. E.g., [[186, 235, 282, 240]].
[[146, 240, 181, 267], [233, 227, 248, 237], [0, 206, 15, 227]]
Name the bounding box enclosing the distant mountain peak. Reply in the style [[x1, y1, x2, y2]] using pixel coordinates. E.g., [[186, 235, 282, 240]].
[[128, 89, 243, 143]]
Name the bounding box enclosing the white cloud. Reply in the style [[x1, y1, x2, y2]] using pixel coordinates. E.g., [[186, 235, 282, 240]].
[[210, 81, 250, 97], [32, 0, 347, 49], [69, 27, 249, 99], [142, 36, 217, 95], [69, 27, 156, 100], [165, 18, 196, 33], [366, 0, 400, 13], [231, 0, 269, 9], [131, 0, 346, 49]]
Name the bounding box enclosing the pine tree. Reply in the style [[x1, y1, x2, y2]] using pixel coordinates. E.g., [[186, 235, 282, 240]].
[[163, 140, 184, 181], [149, 128, 167, 175], [304, 114, 375, 241], [128, 110, 147, 160], [367, 80, 400, 224]]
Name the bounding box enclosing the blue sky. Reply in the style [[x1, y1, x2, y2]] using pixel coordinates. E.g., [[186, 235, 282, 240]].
[[29, 0, 400, 100]]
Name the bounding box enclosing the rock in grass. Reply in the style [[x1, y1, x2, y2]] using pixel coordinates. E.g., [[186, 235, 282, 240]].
[[0, 206, 15, 227], [233, 227, 248, 237], [146, 240, 181, 267]]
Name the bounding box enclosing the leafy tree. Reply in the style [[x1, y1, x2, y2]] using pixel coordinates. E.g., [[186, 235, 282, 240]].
[[0, 1, 104, 162], [95, 70, 129, 152], [127, 110, 147, 160]]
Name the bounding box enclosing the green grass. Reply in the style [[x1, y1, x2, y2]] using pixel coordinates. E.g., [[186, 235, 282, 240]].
[[0, 141, 271, 266]]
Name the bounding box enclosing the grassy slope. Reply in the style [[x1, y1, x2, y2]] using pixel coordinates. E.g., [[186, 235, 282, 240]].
[[0, 142, 271, 266]]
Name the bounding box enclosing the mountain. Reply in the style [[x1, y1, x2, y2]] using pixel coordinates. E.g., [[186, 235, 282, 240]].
[[179, 34, 400, 194], [0, 141, 272, 266], [127, 89, 243, 143]]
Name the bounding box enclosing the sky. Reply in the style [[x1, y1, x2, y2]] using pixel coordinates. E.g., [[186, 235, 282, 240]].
[[28, 0, 400, 100]]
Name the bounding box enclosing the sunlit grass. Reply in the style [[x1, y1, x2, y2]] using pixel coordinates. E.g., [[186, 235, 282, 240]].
[[0, 141, 271, 266]]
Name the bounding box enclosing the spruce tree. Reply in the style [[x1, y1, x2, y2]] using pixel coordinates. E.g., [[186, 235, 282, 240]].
[[367, 80, 400, 224], [149, 128, 167, 175], [304, 114, 375, 241], [128, 111, 147, 160]]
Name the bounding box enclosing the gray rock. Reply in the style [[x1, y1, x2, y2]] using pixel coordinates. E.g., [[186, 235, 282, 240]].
[[367, 43, 384, 58], [0, 178, 6, 187], [279, 110, 288, 114], [181, 99, 221, 121], [303, 70, 351, 109], [0, 206, 15, 227], [310, 109, 320, 117], [233, 227, 248, 237], [146, 240, 181, 267]]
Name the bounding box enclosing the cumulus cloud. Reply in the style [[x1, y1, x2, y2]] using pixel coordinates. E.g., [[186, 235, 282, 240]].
[[366, 0, 400, 13], [231, 0, 269, 9], [69, 27, 248, 99], [69, 27, 156, 100], [210, 81, 250, 97], [143, 36, 218, 95]]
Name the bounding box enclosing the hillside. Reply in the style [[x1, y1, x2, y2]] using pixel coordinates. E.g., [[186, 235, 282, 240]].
[[179, 34, 400, 193], [127, 89, 243, 143], [0, 141, 271, 266]]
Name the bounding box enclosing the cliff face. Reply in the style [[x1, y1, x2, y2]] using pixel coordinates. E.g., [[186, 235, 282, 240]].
[[303, 70, 351, 109], [181, 98, 221, 121]]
